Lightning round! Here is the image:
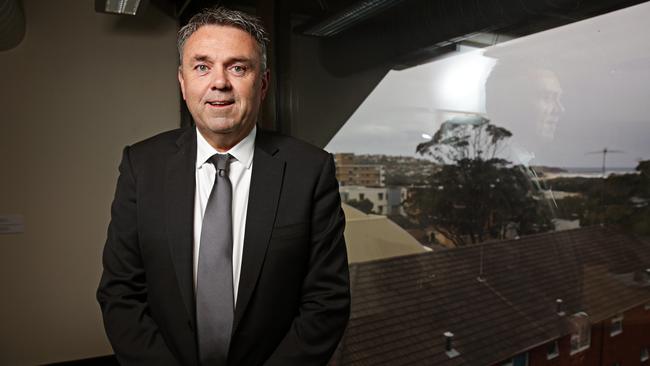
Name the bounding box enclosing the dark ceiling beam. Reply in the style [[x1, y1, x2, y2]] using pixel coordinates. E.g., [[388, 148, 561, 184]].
[[313, 0, 648, 76], [297, 0, 408, 36]]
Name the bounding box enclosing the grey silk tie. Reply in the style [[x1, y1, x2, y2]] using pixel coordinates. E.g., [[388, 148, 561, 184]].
[[197, 153, 234, 366]]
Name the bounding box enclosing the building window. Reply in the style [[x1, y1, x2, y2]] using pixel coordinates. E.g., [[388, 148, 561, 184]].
[[502, 353, 529, 366], [378, 192, 384, 200], [378, 205, 383, 214], [570, 312, 591, 355], [546, 340, 559, 360], [642, 347, 649, 362], [359, 193, 365, 200], [322, 4, 650, 365], [610, 315, 623, 337]]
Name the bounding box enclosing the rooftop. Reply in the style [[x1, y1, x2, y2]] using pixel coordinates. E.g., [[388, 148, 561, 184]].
[[342, 204, 428, 264], [332, 226, 650, 365]]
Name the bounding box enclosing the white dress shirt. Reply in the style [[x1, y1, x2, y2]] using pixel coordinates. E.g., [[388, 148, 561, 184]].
[[193, 126, 255, 305]]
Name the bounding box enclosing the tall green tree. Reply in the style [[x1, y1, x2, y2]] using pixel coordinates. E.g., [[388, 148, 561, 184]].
[[409, 117, 551, 246], [577, 159, 650, 235], [416, 116, 511, 163]]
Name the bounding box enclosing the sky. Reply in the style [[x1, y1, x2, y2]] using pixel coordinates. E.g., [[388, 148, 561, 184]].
[[325, 2, 650, 169]]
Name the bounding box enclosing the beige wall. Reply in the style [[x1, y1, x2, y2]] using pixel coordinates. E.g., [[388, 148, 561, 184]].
[[0, 1, 180, 364]]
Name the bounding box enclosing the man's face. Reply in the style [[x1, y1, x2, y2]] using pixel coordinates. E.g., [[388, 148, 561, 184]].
[[178, 25, 269, 147], [533, 70, 564, 140]]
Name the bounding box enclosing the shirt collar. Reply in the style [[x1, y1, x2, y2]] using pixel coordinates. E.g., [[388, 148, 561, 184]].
[[195, 125, 256, 170]]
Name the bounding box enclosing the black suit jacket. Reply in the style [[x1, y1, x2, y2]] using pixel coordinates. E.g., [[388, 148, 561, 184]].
[[97, 126, 350, 366]]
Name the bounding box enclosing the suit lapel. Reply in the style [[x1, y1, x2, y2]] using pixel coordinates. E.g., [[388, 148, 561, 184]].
[[233, 130, 285, 333], [164, 127, 197, 326]]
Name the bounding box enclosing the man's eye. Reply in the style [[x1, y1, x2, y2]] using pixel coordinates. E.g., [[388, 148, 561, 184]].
[[195, 65, 209, 72], [231, 65, 246, 75]]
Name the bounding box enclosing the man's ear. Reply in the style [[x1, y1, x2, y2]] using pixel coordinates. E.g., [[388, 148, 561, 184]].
[[260, 69, 270, 100], [178, 66, 187, 100]]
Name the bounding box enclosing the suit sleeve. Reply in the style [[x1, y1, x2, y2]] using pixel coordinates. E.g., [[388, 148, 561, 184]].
[[264, 154, 351, 366], [97, 146, 180, 366]]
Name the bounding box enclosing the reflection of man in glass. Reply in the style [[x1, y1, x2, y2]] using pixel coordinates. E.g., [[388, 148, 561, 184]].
[[484, 60, 565, 218], [485, 61, 565, 144], [533, 69, 565, 139]]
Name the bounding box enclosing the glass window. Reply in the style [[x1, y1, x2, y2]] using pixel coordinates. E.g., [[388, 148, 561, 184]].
[[547, 340, 559, 360], [324, 3, 650, 365], [610, 315, 623, 337], [570, 313, 591, 355], [502, 353, 529, 366]]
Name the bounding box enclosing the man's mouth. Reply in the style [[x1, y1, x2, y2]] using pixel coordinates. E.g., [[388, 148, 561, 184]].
[[206, 100, 234, 108]]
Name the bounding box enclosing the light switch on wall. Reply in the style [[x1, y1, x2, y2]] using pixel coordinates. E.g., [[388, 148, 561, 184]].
[[0, 214, 24, 234]]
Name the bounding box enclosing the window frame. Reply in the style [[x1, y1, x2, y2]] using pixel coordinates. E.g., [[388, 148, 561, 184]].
[[610, 315, 623, 337], [502, 353, 529, 366], [569, 312, 591, 355], [546, 340, 560, 360]]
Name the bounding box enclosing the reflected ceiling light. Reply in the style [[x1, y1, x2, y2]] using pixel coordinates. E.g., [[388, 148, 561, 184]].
[[302, 0, 406, 36], [436, 50, 495, 113], [95, 0, 142, 15]]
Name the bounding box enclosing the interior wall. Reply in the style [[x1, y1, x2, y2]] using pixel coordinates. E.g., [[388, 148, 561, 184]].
[[0, 1, 180, 364]]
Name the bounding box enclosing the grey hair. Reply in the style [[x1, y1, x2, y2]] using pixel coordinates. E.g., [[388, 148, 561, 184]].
[[177, 6, 270, 71]]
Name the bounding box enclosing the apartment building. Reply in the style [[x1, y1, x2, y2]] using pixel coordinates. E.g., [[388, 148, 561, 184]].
[[334, 153, 386, 187]]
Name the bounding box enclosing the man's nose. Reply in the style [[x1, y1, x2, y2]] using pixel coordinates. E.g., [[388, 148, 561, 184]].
[[554, 95, 565, 113], [210, 67, 231, 90]]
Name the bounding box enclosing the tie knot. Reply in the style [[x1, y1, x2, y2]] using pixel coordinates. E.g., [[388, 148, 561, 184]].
[[209, 154, 232, 176]]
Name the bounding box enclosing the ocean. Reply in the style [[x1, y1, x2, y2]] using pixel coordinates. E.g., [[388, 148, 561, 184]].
[[550, 167, 637, 178]]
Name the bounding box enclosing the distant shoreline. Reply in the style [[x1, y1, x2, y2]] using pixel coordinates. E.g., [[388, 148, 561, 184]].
[[541, 167, 637, 179]]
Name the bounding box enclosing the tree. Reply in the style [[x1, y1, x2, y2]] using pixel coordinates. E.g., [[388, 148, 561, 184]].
[[576, 159, 650, 234], [408, 117, 551, 246], [635, 159, 650, 198], [416, 116, 511, 164]]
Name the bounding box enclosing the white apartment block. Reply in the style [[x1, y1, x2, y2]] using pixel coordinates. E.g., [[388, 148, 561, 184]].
[[339, 185, 408, 216]]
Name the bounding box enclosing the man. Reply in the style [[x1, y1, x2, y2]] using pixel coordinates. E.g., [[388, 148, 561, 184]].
[[97, 6, 350, 366]]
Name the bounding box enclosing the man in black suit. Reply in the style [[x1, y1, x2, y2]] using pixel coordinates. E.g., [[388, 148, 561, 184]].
[[97, 6, 350, 366]]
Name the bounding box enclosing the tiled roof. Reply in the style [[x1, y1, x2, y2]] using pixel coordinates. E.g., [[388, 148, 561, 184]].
[[331, 226, 650, 366]]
